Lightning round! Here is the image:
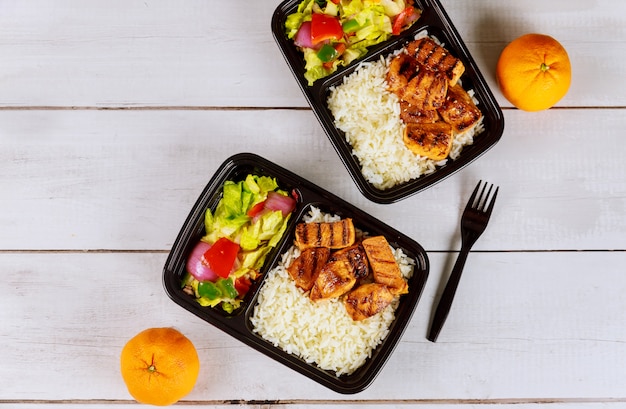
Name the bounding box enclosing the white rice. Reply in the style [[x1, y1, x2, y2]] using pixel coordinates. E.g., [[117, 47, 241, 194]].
[[250, 208, 415, 376], [327, 36, 485, 190]]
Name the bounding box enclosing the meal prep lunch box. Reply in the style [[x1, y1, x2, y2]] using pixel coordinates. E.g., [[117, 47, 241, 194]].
[[163, 153, 430, 393], [272, 0, 505, 203]]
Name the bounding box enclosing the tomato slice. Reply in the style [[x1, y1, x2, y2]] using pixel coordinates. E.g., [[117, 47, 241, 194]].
[[392, 6, 416, 35], [310, 13, 343, 45], [334, 42, 347, 55], [203, 237, 240, 278], [234, 276, 252, 297], [246, 200, 266, 217]]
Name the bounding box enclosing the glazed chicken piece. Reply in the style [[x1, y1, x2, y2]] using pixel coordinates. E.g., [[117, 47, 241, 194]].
[[309, 258, 357, 301], [327, 242, 369, 280], [399, 100, 440, 124], [361, 236, 408, 295], [386, 53, 448, 111], [406, 37, 465, 86], [294, 219, 356, 250], [286, 247, 331, 291], [344, 283, 394, 321], [384, 37, 481, 162], [386, 53, 418, 96], [401, 69, 448, 110], [403, 122, 454, 161], [438, 83, 483, 133]]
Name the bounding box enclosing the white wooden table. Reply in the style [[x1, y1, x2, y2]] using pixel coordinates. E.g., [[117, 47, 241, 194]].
[[1, 1, 625, 408]]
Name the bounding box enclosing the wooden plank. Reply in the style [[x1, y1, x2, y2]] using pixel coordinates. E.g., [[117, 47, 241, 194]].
[[0, 109, 624, 251], [0, 0, 624, 108], [0, 252, 624, 401], [1, 403, 625, 408]]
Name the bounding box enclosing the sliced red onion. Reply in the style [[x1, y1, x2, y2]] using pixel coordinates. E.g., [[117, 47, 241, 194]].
[[265, 191, 296, 217], [405, 10, 421, 25], [294, 21, 314, 48], [186, 241, 218, 282]]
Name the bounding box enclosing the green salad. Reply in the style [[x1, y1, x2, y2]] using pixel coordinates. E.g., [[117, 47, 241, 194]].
[[285, 0, 421, 85], [182, 175, 296, 313]]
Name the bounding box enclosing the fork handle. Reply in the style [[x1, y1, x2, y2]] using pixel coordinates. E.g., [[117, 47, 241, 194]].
[[427, 246, 471, 342]]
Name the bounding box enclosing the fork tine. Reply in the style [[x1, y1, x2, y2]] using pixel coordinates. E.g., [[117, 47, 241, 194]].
[[478, 183, 493, 211], [476, 182, 489, 210], [484, 186, 499, 215], [465, 180, 482, 211]]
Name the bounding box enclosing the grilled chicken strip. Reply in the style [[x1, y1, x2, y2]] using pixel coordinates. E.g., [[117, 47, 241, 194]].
[[309, 258, 357, 301], [294, 219, 356, 250], [362, 236, 408, 295], [387, 52, 447, 110], [438, 83, 482, 133], [403, 122, 453, 161], [406, 37, 465, 86], [344, 283, 394, 321], [287, 247, 331, 291], [386, 53, 418, 96], [399, 100, 440, 124], [401, 69, 448, 110], [327, 242, 369, 280]]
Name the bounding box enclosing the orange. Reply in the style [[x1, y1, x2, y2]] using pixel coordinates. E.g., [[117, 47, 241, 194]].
[[120, 327, 200, 406], [496, 33, 571, 111]]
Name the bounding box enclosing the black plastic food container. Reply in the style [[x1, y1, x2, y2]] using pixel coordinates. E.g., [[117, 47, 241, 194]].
[[272, 0, 505, 204], [163, 153, 429, 394]]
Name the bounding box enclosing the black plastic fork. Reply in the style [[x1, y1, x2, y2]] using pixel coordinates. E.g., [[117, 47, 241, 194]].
[[427, 180, 499, 342]]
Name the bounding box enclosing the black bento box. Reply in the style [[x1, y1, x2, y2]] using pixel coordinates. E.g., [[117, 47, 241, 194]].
[[272, 0, 505, 204], [163, 153, 429, 394]]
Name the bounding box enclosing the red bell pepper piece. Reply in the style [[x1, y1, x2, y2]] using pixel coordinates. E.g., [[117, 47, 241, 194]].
[[310, 13, 343, 45], [204, 237, 240, 279]]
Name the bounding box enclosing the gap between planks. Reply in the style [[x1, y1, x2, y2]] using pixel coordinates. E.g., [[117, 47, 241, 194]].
[[2, 397, 626, 405]]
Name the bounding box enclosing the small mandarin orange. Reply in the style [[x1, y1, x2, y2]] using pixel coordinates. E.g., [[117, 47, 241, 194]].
[[496, 33, 572, 111], [120, 327, 200, 406]]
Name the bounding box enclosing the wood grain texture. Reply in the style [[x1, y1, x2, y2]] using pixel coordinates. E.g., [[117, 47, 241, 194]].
[[2, 404, 626, 409], [0, 0, 624, 108], [1, 109, 624, 251], [1, 252, 625, 401]]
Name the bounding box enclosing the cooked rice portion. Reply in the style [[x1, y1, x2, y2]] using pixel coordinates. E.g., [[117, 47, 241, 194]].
[[327, 49, 484, 190], [250, 208, 415, 376]]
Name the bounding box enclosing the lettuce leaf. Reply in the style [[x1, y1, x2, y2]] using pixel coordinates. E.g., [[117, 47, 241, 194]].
[[287, 0, 412, 85], [285, 0, 315, 39], [203, 175, 291, 257]]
